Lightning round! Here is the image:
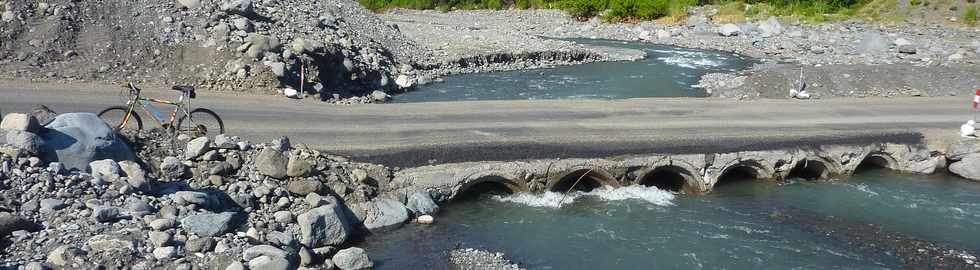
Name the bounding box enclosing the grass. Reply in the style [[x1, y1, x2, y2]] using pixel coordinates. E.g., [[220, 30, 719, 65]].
[[965, 5, 978, 26], [359, 0, 874, 22]]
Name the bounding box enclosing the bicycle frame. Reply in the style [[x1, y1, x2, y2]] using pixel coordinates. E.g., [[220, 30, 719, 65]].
[[118, 87, 193, 130]]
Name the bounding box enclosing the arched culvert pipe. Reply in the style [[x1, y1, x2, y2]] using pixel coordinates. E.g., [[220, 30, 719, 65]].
[[787, 159, 831, 180], [455, 176, 523, 200], [716, 163, 768, 188], [639, 166, 695, 193], [855, 153, 898, 173], [549, 168, 618, 193]]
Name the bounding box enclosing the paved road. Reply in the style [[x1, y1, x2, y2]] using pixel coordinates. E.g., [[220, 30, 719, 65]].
[[0, 81, 967, 166]]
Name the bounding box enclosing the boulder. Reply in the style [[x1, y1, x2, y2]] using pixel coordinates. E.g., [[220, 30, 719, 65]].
[[5, 130, 42, 154], [249, 256, 292, 270], [118, 160, 151, 192], [297, 203, 353, 248], [406, 191, 439, 216], [243, 245, 291, 261], [92, 206, 120, 222], [350, 198, 409, 231], [1, 113, 40, 133], [286, 154, 313, 177], [185, 136, 211, 160], [160, 156, 188, 179], [949, 154, 980, 181], [89, 159, 121, 181], [718, 24, 741, 37], [333, 247, 373, 270], [214, 134, 238, 149], [220, 0, 253, 16], [256, 148, 288, 179], [244, 34, 280, 59], [182, 212, 242, 237], [371, 90, 389, 102], [947, 139, 980, 161], [176, 0, 202, 9], [186, 237, 216, 253], [38, 113, 135, 172], [86, 235, 136, 252], [47, 245, 85, 267], [287, 180, 322, 196], [395, 75, 414, 89]]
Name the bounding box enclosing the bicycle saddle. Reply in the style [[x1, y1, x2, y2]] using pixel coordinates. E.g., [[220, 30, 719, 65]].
[[172, 85, 196, 99]]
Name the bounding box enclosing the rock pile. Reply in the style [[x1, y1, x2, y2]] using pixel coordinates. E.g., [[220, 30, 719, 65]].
[[0, 109, 443, 269], [0, 0, 426, 103]]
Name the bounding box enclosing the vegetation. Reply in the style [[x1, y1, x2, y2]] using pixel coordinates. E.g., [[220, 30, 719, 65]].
[[964, 4, 978, 26], [359, 0, 874, 21]]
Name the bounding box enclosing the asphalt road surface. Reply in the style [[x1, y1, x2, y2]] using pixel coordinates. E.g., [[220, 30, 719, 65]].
[[0, 81, 966, 167]]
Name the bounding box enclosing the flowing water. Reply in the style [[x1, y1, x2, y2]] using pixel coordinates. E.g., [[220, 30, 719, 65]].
[[394, 39, 751, 102], [360, 169, 980, 269]]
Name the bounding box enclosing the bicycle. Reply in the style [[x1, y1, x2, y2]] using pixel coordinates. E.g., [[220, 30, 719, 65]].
[[98, 82, 225, 137]]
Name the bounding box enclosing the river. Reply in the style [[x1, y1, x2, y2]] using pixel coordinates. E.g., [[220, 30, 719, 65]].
[[394, 39, 751, 102], [360, 169, 980, 269]]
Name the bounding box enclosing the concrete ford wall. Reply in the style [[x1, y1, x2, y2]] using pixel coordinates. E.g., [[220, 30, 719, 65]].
[[386, 143, 940, 201]]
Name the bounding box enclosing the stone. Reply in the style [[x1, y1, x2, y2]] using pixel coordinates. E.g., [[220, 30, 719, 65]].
[[898, 44, 917, 54], [333, 247, 373, 270], [656, 29, 670, 39], [186, 237, 216, 253], [214, 134, 238, 149], [266, 230, 296, 246], [210, 161, 237, 176], [1, 11, 14, 23], [416, 215, 435, 224], [39, 198, 65, 213], [149, 218, 175, 231], [299, 247, 315, 266], [173, 191, 212, 207], [5, 130, 41, 154], [118, 160, 151, 192], [395, 75, 414, 88], [287, 180, 322, 196], [287, 154, 313, 177], [185, 136, 211, 160], [718, 24, 740, 37], [406, 191, 439, 216], [256, 148, 288, 179], [149, 231, 173, 247], [371, 90, 389, 102], [87, 235, 135, 253], [243, 245, 290, 261], [176, 0, 202, 9], [244, 34, 280, 59], [297, 204, 352, 248], [47, 245, 85, 266], [946, 139, 980, 161], [233, 18, 254, 32], [0, 212, 39, 236], [126, 197, 155, 216], [161, 156, 188, 179], [268, 62, 286, 78], [153, 246, 177, 259], [248, 256, 291, 270], [220, 0, 253, 16], [182, 212, 241, 237], [273, 211, 293, 223], [352, 169, 369, 184], [757, 17, 782, 37], [0, 113, 40, 132], [950, 154, 980, 181], [39, 113, 135, 172], [350, 198, 409, 231], [92, 206, 120, 222], [226, 262, 245, 270], [89, 159, 121, 181]]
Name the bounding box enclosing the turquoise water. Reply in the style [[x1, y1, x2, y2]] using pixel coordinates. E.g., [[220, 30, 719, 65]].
[[360, 170, 980, 269], [394, 39, 751, 102]]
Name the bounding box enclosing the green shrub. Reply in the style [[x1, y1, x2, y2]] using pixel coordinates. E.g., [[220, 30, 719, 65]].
[[965, 5, 978, 26]]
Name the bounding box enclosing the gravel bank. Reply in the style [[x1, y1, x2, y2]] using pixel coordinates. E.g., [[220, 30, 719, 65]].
[[383, 8, 980, 99], [450, 248, 524, 270]]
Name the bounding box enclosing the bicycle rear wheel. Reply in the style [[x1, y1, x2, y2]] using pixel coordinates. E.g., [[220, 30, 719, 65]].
[[98, 106, 143, 131], [177, 108, 225, 137]]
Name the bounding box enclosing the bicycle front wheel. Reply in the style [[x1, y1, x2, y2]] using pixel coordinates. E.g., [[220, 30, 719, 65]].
[[177, 108, 225, 137], [98, 106, 143, 131]]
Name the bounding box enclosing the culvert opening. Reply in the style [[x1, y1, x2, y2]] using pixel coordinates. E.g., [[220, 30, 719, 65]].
[[855, 155, 893, 173], [640, 167, 689, 192], [455, 177, 518, 201], [716, 166, 760, 187], [551, 169, 611, 192], [787, 160, 829, 181]]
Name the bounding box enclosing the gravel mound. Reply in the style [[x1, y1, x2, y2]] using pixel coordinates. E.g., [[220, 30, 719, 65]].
[[450, 248, 524, 270], [0, 0, 425, 102]]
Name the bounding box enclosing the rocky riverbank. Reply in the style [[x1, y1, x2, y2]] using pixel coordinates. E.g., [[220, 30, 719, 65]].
[[0, 108, 448, 269], [381, 8, 980, 99]]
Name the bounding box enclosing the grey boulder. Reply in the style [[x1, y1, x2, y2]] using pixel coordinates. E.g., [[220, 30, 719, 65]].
[[946, 139, 980, 161], [182, 212, 242, 237], [297, 203, 353, 248], [351, 198, 409, 231], [406, 191, 439, 216], [38, 113, 135, 172], [333, 247, 373, 270], [949, 154, 980, 181]]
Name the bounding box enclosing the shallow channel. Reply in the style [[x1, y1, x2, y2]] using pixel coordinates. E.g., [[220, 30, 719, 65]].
[[394, 39, 751, 102], [360, 169, 980, 269]]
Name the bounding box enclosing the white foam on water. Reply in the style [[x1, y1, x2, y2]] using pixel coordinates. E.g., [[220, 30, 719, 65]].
[[492, 185, 676, 208], [657, 55, 724, 69]]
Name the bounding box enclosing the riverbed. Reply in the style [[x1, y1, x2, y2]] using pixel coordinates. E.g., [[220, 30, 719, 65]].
[[395, 39, 751, 102], [360, 169, 980, 269]]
